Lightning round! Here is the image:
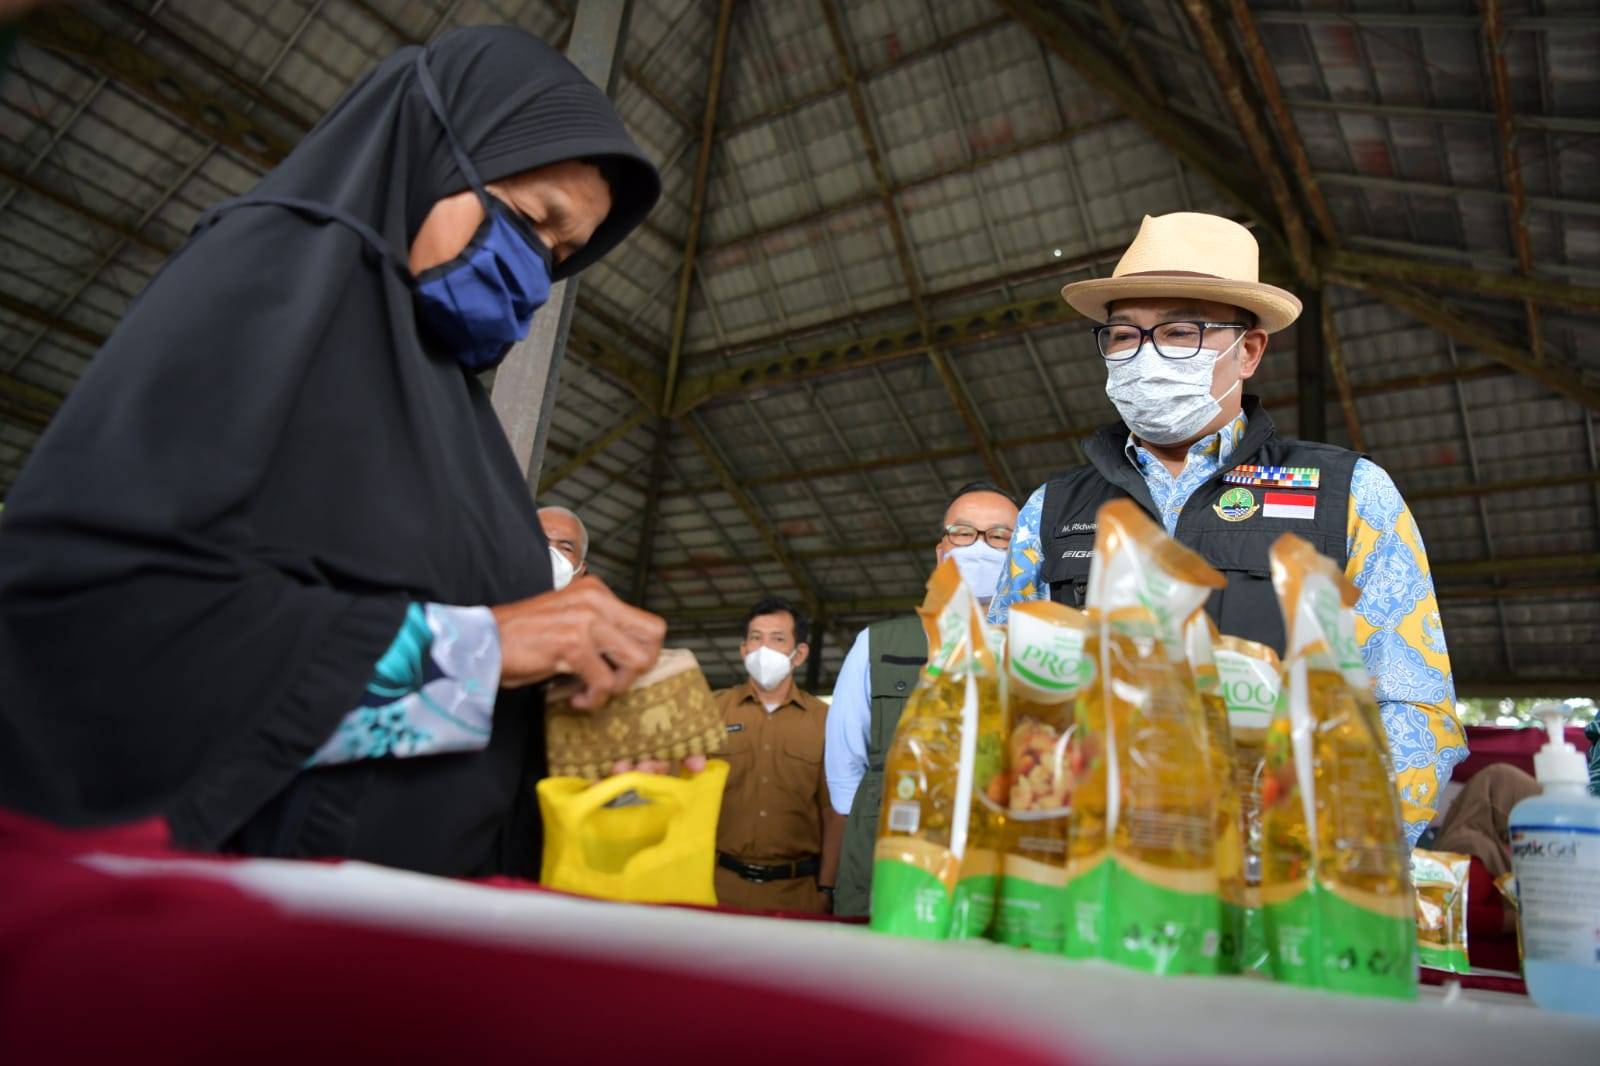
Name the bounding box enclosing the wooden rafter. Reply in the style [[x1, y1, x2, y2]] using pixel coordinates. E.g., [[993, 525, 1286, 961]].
[[819, 0, 1013, 495], [1480, 0, 1545, 364]]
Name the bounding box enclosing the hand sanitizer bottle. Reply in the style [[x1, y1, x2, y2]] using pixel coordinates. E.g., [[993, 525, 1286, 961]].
[[1508, 703, 1600, 1015]]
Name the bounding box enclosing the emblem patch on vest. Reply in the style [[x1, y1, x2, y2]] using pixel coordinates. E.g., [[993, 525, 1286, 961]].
[[1214, 487, 1259, 522], [1224, 464, 1320, 490]]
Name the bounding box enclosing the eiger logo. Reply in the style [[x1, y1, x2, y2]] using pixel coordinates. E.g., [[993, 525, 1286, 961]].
[[1060, 549, 1093, 559]]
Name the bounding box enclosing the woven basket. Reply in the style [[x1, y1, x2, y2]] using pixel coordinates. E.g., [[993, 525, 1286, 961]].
[[545, 648, 724, 780]]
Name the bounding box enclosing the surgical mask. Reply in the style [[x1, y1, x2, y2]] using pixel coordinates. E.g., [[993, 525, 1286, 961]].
[[948, 541, 1007, 605], [411, 53, 552, 371], [744, 645, 796, 691], [1105, 332, 1245, 446], [548, 545, 576, 591]]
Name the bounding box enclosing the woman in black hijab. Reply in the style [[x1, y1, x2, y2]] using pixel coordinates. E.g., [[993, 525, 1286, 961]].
[[0, 27, 665, 878]]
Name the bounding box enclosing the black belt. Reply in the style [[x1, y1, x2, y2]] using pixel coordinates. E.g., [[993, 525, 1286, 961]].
[[717, 851, 820, 883]]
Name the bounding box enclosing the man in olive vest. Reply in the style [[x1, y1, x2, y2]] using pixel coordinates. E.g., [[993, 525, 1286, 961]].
[[825, 482, 1019, 917], [987, 211, 1466, 845]]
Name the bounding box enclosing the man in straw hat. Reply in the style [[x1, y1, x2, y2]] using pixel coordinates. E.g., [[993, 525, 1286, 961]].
[[988, 212, 1465, 844]]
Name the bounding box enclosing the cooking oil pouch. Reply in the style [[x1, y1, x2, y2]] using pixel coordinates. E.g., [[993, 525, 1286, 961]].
[[1260, 534, 1417, 1000], [1066, 500, 1226, 975], [537, 760, 729, 906], [871, 557, 1005, 940], [1185, 613, 1246, 974], [1214, 635, 1282, 977], [996, 602, 1091, 951], [1412, 849, 1470, 973]]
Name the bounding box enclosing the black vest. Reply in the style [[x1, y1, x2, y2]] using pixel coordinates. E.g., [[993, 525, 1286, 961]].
[[1039, 398, 1359, 656]]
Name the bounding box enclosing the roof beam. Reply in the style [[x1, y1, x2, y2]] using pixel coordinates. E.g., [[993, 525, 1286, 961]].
[[1480, 0, 1544, 364], [997, 0, 1282, 247], [1251, 11, 1600, 32], [1317, 171, 1600, 220], [534, 0, 697, 131], [1332, 276, 1600, 413], [105, 0, 319, 129], [1179, 0, 1314, 281], [718, 14, 1009, 138], [1284, 96, 1600, 138], [22, 6, 294, 170], [1224, 0, 1336, 243], [670, 288, 1080, 416], [660, 0, 735, 416], [681, 414, 819, 614], [0, 160, 173, 257], [1322, 248, 1600, 314], [688, 237, 1133, 368], [1322, 293, 1365, 451], [1452, 678, 1600, 698], [698, 115, 1123, 261], [536, 407, 650, 496], [819, 0, 1012, 495]]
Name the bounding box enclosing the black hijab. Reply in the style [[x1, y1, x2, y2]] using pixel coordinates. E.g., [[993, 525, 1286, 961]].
[[0, 27, 659, 877]]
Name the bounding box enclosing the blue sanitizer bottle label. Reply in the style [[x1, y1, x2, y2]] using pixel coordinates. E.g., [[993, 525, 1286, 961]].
[[1512, 824, 1600, 966]]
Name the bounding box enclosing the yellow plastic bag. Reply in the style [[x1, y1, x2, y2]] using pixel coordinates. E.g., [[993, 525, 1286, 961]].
[[537, 760, 729, 906]]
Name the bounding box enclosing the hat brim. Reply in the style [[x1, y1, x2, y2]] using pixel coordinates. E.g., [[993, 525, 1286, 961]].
[[1061, 275, 1302, 333]]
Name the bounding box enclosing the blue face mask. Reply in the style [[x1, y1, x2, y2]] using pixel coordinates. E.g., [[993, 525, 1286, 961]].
[[411, 53, 553, 371]]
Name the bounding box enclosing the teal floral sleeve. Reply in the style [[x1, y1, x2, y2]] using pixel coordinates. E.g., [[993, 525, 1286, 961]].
[[306, 602, 500, 766]]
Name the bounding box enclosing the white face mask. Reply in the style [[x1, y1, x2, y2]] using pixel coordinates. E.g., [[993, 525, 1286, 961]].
[[947, 541, 1007, 605], [1104, 331, 1245, 446], [744, 645, 796, 691], [548, 544, 577, 591]]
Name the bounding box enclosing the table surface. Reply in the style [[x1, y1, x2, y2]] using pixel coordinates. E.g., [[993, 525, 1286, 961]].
[[81, 851, 1600, 1066]]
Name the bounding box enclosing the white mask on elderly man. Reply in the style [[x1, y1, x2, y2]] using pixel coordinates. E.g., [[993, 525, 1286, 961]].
[[1105, 331, 1245, 446], [548, 544, 577, 591], [948, 541, 1007, 605], [744, 645, 796, 692]]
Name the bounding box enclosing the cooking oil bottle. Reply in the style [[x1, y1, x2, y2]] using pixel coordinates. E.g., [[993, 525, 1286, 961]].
[[1260, 534, 1416, 1000], [871, 557, 1005, 939], [1067, 500, 1226, 975]]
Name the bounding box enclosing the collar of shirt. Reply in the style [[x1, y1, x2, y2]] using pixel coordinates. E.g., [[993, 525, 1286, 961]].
[[738, 681, 810, 714], [1123, 411, 1249, 535]]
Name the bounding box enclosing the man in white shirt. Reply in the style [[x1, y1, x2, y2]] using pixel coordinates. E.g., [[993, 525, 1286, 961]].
[[824, 482, 1019, 917]]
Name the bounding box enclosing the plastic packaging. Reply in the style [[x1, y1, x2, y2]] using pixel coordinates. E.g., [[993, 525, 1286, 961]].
[[1260, 534, 1417, 1000], [870, 557, 1007, 939], [1411, 849, 1470, 973], [1214, 635, 1282, 976], [1065, 500, 1226, 975], [995, 601, 1092, 950], [537, 760, 729, 905], [1185, 613, 1246, 973], [1508, 703, 1600, 1016]]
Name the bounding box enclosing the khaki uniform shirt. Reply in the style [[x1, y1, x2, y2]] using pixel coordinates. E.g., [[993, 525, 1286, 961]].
[[711, 681, 831, 913]]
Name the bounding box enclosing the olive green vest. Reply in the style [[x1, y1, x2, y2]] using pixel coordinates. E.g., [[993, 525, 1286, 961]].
[[834, 613, 927, 918]]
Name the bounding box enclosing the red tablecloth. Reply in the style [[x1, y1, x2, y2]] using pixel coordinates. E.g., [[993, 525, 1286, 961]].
[[1455, 724, 1592, 783], [0, 812, 1065, 1065]]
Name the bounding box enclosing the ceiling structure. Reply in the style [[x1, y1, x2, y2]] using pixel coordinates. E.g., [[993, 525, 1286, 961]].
[[1, 0, 1597, 694]]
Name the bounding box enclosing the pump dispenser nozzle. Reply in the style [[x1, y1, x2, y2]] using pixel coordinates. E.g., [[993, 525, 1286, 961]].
[[1530, 701, 1586, 786]]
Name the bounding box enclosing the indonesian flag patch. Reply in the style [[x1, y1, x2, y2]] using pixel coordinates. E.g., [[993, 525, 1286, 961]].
[[1263, 490, 1317, 521]]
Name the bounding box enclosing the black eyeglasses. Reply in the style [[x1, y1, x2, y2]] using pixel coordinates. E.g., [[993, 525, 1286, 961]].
[[942, 523, 1013, 550], [1092, 321, 1249, 361]]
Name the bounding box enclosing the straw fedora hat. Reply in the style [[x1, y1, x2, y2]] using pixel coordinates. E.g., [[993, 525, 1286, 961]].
[[1062, 213, 1302, 333]]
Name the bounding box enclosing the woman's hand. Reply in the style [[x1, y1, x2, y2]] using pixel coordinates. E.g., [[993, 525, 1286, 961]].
[[491, 576, 666, 710]]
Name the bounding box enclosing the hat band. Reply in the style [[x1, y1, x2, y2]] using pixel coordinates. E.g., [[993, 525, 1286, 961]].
[[1116, 269, 1236, 280]]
